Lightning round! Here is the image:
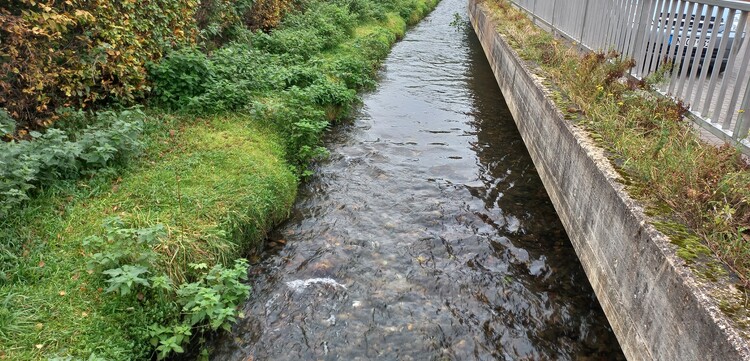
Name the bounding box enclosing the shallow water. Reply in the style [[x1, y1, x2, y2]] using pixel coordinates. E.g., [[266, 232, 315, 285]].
[[210, 0, 625, 359]]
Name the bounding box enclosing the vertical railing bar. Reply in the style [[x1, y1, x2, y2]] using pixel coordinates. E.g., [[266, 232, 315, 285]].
[[581, 0, 596, 47], [606, 0, 620, 51], [623, 0, 636, 54], [702, 8, 735, 115], [632, 0, 656, 77], [562, 0, 570, 37], [734, 79, 750, 142], [623, 0, 641, 59], [621, 0, 635, 57], [684, 2, 710, 103], [595, 0, 615, 51], [634, 0, 652, 76], [726, 14, 750, 131], [675, 2, 703, 99], [597, 0, 612, 50], [620, 0, 635, 52], [654, 0, 680, 78], [669, 1, 696, 94], [600, 0, 614, 49], [713, 9, 740, 128], [667, 0, 690, 94], [595, 0, 607, 49], [551, 0, 557, 34], [613, 0, 628, 50], [572, 0, 581, 39], [650, 0, 676, 71], [626, 0, 647, 63], [643, 0, 670, 75], [694, 5, 724, 117], [564, 1, 569, 35], [658, 1, 683, 93]]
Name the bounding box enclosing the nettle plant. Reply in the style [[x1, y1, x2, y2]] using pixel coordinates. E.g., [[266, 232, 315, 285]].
[[83, 217, 251, 360], [0, 109, 144, 218], [0, 109, 14, 138]]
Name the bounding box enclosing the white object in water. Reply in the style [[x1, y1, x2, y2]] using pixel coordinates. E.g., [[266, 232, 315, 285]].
[[285, 277, 347, 292]]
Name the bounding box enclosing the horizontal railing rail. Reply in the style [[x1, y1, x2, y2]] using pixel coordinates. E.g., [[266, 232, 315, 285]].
[[511, 0, 750, 153]]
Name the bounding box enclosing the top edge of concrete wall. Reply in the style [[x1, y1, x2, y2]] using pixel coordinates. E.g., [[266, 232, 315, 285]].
[[467, 0, 750, 359]]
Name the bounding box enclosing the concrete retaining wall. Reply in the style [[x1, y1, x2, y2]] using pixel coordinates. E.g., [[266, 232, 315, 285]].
[[468, 1, 750, 360]]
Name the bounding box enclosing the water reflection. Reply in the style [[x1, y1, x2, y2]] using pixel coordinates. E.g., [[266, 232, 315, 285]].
[[210, 0, 625, 359]]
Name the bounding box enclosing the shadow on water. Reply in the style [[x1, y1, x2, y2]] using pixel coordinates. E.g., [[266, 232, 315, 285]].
[[208, 0, 626, 359]]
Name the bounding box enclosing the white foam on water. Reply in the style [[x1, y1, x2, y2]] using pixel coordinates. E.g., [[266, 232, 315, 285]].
[[285, 277, 347, 292]]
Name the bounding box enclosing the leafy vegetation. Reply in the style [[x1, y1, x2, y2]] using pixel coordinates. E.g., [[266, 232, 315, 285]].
[[0, 0, 296, 130], [484, 0, 750, 285], [0, 113, 298, 359], [0, 0, 439, 359], [84, 218, 252, 359], [0, 0, 196, 128], [0, 110, 144, 218]]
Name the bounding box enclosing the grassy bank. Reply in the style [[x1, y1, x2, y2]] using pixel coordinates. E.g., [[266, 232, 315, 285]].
[[0, 114, 298, 359], [482, 0, 750, 323], [0, 0, 439, 359]]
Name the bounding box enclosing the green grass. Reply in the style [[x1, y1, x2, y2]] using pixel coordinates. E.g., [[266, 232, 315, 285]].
[[0, 0, 441, 359], [0, 115, 298, 359]]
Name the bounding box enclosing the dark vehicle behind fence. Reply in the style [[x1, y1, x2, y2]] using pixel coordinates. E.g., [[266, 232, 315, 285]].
[[644, 5, 744, 74]]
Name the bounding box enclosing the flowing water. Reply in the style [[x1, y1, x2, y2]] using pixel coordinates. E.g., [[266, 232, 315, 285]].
[[210, 0, 625, 359]]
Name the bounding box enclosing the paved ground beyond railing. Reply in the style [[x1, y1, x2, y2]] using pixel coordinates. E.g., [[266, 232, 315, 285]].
[[512, 0, 750, 153]]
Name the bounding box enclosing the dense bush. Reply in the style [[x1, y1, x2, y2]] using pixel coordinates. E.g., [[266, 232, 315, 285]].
[[148, 49, 214, 110], [195, 0, 255, 47], [0, 110, 144, 217], [244, 0, 296, 31], [251, 2, 356, 58], [0, 0, 299, 130], [0, 1, 197, 129]]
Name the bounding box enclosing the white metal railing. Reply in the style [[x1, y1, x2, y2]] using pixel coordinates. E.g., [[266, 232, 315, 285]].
[[512, 0, 750, 152]]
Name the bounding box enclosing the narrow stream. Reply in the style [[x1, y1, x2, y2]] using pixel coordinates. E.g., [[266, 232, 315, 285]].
[[211, 0, 625, 359]]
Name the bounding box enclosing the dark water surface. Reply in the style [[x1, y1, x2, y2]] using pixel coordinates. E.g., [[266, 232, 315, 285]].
[[210, 0, 625, 359]]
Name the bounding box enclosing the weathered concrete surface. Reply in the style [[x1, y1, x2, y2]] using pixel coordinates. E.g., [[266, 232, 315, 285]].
[[468, 1, 750, 360]]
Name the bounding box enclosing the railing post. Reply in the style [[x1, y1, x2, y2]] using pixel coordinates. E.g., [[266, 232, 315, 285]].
[[734, 82, 750, 143], [579, 0, 590, 45], [551, 0, 557, 35], [631, 0, 653, 78]]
